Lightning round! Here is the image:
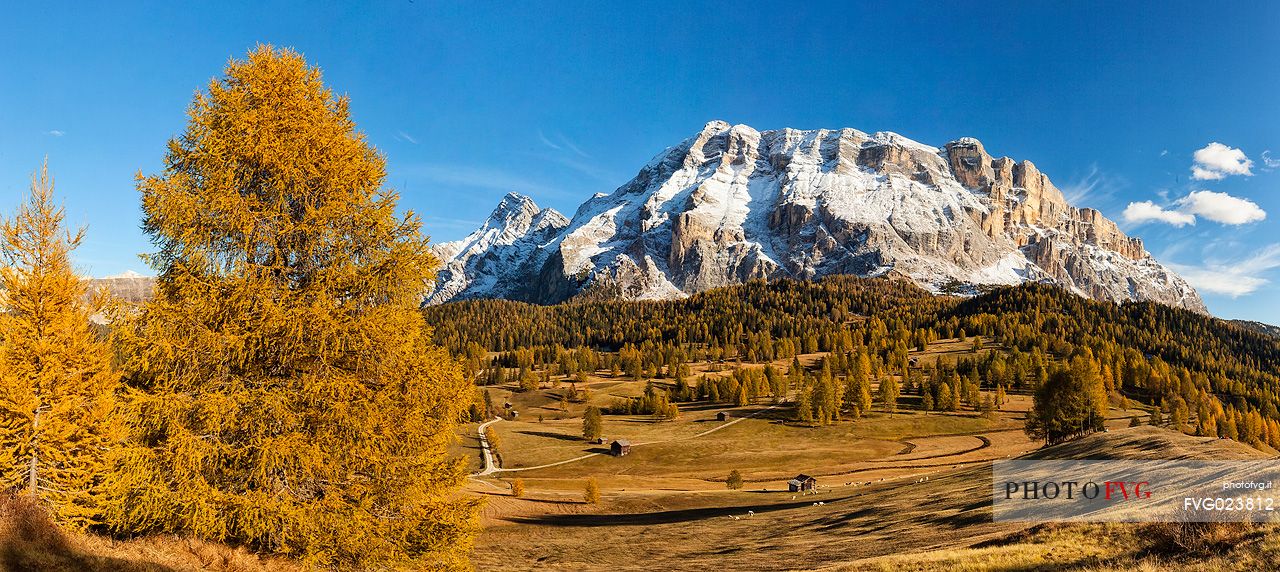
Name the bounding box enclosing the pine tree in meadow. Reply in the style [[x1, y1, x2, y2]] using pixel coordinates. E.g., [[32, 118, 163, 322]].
[[107, 46, 475, 569], [0, 163, 120, 529]]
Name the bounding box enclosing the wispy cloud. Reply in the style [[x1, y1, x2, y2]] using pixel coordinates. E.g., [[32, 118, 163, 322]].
[[1060, 163, 1127, 205], [1159, 149, 1169, 157], [1262, 150, 1280, 171], [531, 129, 620, 185], [537, 131, 563, 151], [395, 131, 418, 145], [421, 215, 484, 232], [538, 130, 591, 158], [46, 130, 64, 137], [407, 164, 564, 198], [1169, 243, 1280, 297], [1191, 142, 1253, 180]]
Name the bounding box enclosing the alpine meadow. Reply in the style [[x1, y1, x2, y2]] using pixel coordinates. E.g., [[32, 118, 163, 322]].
[[1, 4, 1279, 572]]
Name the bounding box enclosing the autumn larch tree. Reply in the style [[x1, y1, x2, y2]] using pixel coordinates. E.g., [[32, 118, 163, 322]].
[[1025, 355, 1109, 445], [725, 470, 743, 490], [0, 162, 120, 529], [108, 46, 475, 569], [582, 405, 603, 441], [877, 375, 898, 414]]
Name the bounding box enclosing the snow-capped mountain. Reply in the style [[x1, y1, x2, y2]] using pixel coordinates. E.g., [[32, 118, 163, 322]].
[[426, 121, 1206, 313]]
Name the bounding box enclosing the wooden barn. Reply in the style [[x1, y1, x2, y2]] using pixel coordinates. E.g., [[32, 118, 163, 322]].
[[788, 474, 816, 492], [610, 439, 631, 457], [716, 412, 730, 421]]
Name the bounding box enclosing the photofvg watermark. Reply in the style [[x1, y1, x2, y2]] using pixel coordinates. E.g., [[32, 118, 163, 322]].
[[993, 460, 1280, 523]]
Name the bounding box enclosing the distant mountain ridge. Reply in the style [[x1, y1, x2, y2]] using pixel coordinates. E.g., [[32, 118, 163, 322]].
[[426, 121, 1206, 312], [87, 272, 154, 303], [1232, 320, 1280, 339]]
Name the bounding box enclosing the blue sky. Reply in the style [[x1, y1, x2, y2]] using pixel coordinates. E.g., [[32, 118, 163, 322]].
[[1, 2, 1277, 321]]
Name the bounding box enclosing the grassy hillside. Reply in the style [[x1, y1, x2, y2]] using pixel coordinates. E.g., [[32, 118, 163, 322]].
[[470, 423, 1272, 571]]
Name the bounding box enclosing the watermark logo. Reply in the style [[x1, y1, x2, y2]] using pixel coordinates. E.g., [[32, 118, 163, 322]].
[[993, 460, 1280, 523]]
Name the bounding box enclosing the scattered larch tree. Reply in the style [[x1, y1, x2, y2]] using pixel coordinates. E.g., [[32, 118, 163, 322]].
[[726, 470, 744, 490], [877, 375, 898, 414], [1024, 355, 1109, 445], [582, 406, 603, 441], [107, 46, 476, 570], [584, 478, 601, 505], [510, 478, 525, 499], [0, 162, 120, 529]]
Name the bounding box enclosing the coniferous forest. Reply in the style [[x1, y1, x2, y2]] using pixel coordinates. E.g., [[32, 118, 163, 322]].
[[425, 276, 1280, 449]]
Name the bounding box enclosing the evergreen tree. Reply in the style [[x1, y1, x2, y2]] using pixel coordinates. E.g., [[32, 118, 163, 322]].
[[109, 46, 475, 569], [0, 163, 120, 529]]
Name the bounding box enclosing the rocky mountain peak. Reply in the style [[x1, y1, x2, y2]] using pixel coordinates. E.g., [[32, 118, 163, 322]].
[[427, 122, 1207, 314]]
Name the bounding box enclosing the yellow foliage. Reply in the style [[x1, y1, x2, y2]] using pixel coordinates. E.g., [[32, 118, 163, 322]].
[[0, 162, 120, 529], [109, 46, 476, 570]]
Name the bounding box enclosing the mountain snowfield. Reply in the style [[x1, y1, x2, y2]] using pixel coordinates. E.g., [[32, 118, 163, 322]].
[[426, 121, 1206, 313]]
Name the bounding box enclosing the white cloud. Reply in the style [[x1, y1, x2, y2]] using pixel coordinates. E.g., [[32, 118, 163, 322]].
[[1159, 149, 1169, 157], [1175, 190, 1266, 225], [1122, 201, 1196, 227], [1263, 150, 1280, 170], [1169, 244, 1280, 297], [395, 131, 418, 145], [1191, 142, 1253, 180], [46, 130, 64, 137], [1122, 190, 1265, 227]]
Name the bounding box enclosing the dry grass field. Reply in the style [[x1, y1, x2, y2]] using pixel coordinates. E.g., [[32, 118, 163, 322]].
[[462, 339, 1276, 571]]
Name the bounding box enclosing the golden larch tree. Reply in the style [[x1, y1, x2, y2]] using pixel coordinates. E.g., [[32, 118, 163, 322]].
[[0, 161, 120, 529], [108, 46, 476, 569]]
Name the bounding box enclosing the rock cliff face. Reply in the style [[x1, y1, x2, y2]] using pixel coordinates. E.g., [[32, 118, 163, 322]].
[[427, 121, 1207, 313], [88, 270, 155, 304]]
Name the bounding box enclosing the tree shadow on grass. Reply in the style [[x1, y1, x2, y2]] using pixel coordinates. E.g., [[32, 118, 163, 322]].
[[515, 430, 583, 442], [0, 495, 174, 572], [507, 496, 851, 527]]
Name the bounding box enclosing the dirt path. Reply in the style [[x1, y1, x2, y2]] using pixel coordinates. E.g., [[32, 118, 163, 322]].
[[474, 417, 503, 476]]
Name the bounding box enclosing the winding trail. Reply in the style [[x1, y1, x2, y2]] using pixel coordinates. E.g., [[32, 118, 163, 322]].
[[474, 417, 503, 476], [474, 404, 781, 476]]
